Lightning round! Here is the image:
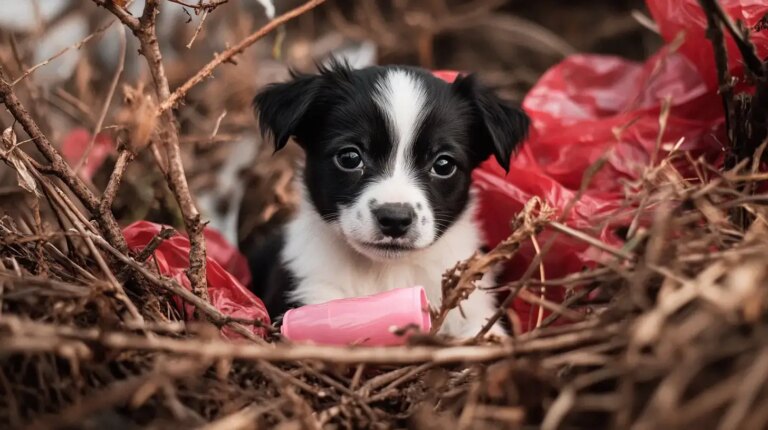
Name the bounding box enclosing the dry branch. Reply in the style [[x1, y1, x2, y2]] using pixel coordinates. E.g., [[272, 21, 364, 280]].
[[91, 0, 212, 302], [1, 316, 623, 365]]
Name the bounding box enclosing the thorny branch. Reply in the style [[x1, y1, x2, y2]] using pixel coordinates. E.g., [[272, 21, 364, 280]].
[[699, 0, 737, 170], [99, 150, 134, 215]]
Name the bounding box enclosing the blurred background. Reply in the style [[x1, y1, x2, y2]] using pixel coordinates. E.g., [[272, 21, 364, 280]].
[[0, 0, 659, 252]]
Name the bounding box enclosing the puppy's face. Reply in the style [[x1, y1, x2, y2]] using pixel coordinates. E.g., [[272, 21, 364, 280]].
[[254, 62, 529, 260]]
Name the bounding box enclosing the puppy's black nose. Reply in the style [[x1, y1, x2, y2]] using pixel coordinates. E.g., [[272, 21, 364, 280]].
[[372, 203, 416, 238]]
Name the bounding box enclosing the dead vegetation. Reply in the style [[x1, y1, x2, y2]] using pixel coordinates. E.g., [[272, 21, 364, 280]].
[[1, 0, 767, 429]]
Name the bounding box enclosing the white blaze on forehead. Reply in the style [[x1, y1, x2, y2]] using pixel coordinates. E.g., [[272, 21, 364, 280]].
[[338, 69, 435, 253], [374, 69, 428, 175]]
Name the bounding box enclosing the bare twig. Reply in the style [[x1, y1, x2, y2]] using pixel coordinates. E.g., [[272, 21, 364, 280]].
[[10, 20, 116, 87], [75, 24, 127, 175], [697, 0, 737, 169], [134, 227, 176, 263], [100, 150, 134, 214], [185, 8, 209, 48], [168, 0, 230, 12], [548, 221, 635, 261]]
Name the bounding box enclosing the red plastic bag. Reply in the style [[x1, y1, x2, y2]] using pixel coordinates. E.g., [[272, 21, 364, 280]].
[[437, 46, 727, 332], [476, 47, 725, 331], [203, 227, 252, 289], [123, 221, 270, 339], [647, 0, 768, 91]]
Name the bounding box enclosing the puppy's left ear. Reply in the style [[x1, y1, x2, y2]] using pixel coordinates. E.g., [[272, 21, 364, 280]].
[[452, 74, 530, 172], [253, 72, 322, 151]]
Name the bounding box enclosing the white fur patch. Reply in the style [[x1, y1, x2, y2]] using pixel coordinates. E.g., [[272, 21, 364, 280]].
[[374, 69, 427, 175]]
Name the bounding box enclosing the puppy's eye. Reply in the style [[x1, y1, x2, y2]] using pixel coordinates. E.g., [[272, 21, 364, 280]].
[[430, 156, 457, 178], [335, 148, 363, 171]]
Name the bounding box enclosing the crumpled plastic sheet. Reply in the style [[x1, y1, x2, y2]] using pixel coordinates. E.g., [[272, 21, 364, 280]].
[[445, 0, 766, 331], [647, 0, 768, 91], [471, 48, 727, 331], [123, 221, 269, 339]]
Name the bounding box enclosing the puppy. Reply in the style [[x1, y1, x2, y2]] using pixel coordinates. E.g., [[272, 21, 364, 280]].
[[247, 61, 529, 338]]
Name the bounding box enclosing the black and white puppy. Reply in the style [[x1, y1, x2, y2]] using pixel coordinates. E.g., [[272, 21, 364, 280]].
[[248, 61, 529, 338]]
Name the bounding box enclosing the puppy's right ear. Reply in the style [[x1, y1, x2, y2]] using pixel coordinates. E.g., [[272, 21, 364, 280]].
[[253, 73, 321, 151]]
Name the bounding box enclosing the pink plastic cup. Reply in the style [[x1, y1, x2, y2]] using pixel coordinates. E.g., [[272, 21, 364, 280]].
[[280, 286, 432, 346]]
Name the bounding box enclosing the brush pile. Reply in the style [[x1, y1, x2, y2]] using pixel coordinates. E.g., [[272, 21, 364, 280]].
[[1, 1, 768, 429]]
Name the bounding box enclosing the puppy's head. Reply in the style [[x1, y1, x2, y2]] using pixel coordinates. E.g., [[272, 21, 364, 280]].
[[254, 61, 529, 260]]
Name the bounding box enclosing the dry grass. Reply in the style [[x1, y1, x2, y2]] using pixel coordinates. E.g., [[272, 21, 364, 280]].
[[3, 139, 768, 429]]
